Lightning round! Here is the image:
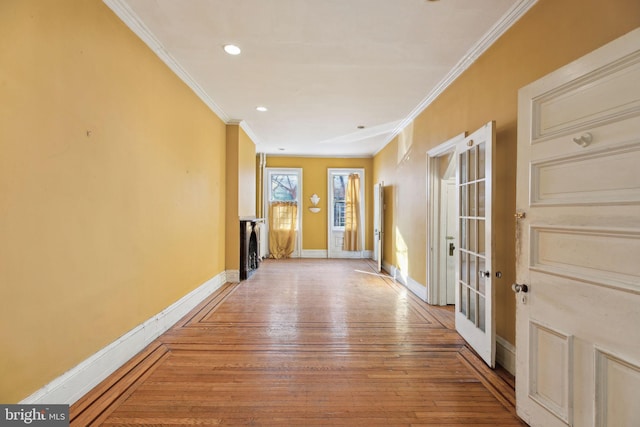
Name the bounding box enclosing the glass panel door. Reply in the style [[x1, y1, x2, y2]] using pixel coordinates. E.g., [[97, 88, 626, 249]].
[[265, 168, 302, 258], [455, 121, 495, 367]]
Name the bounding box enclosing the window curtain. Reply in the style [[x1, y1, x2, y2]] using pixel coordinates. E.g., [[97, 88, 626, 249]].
[[343, 173, 361, 251], [269, 201, 298, 259]]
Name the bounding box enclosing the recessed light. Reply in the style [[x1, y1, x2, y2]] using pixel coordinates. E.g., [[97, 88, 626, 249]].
[[223, 44, 241, 55], [278, 148, 285, 151], [256, 106, 268, 112]]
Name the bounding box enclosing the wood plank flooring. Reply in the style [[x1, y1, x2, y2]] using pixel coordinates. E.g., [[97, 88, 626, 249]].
[[70, 258, 526, 426]]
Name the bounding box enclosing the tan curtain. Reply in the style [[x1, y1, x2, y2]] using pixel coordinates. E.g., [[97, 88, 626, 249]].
[[269, 201, 298, 259], [343, 173, 361, 251]]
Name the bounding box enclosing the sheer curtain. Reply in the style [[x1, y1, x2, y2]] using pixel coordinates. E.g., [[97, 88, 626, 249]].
[[343, 173, 361, 251], [268, 201, 298, 259]]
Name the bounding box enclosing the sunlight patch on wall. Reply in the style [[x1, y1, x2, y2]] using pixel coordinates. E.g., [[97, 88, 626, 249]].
[[395, 226, 410, 282], [397, 121, 414, 164]]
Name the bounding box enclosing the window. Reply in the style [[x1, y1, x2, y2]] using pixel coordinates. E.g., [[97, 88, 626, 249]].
[[332, 174, 347, 228], [270, 173, 298, 202]]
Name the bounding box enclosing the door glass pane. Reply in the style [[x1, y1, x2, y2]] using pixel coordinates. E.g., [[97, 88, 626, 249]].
[[478, 296, 486, 332], [468, 254, 476, 291], [469, 290, 476, 322], [460, 184, 468, 217], [469, 146, 477, 182], [469, 219, 477, 253], [270, 174, 298, 201], [478, 257, 486, 296], [461, 251, 469, 285], [478, 181, 485, 217], [460, 283, 468, 316], [478, 142, 486, 180], [469, 183, 477, 217], [478, 219, 485, 255], [459, 219, 467, 250], [332, 174, 347, 228], [460, 151, 468, 184]]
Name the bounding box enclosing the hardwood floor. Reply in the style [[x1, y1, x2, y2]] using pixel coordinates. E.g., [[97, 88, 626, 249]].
[[70, 259, 526, 426]]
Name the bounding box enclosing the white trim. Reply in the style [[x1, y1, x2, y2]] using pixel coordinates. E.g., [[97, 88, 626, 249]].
[[301, 250, 371, 259], [226, 269, 240, 283], [228, 119, 261, 148], [496, 335, 516, 375], [375, 0, 538, 156], [383, 261, 427, 302], [20, 271, 228, 405], [301, 250, 328, 258]]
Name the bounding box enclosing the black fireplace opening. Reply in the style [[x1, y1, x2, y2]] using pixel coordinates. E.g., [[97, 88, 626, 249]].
[[240, 219, 261, 280]]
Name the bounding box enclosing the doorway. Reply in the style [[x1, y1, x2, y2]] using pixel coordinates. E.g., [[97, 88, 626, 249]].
[[327, 168, 365, 258], [264, 168, 302, 258], [426, 133, 465, 306]]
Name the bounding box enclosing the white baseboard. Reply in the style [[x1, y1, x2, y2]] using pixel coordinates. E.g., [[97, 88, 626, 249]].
[[20, 270, 229, 405], [226, 269, 239, 283], [294, 249, 373, 259], [496, 335, 516, 375], [301, 250, 328, 258], [382, 262, 427, 301]]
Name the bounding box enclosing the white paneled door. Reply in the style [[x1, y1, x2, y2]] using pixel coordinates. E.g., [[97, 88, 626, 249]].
[[455, 121, 496, 368], [515, 28, 640, 427]]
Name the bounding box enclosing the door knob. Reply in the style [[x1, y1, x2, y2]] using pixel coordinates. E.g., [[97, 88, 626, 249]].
[[512, 283, 529, 293]]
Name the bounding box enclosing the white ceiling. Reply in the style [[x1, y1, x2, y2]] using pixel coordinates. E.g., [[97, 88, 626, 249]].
[[105, 0, 533, 156]]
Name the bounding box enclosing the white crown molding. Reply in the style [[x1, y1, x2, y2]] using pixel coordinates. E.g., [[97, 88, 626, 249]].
[[105, 0, 536, 157], [379, 0, 538, 154], [103, 0, 230, 123], [238, 121, 261, 147]]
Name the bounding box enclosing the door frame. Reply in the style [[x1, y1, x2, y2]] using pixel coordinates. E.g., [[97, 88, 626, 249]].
[[426, 133, 466, 305], [373, 181, 384, 272], [263, 167, 303, 258], [327, 168, 365, 258]]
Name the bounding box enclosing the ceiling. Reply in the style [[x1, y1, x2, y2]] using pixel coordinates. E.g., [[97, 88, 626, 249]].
[[105, 0, 533, 157]]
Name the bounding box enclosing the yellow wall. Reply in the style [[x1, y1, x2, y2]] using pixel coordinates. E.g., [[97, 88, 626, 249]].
[[372, 0, 640, 345], [266, 157, 374, 251], [225, 124, 257, 270], [0, 0, 227, 402]]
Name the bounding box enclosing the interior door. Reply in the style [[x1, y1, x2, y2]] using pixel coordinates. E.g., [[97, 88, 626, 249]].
[[442, 179, 456, 305], [373, 181, 384, 272], [515, 29, 640, 427], [455, 121, 496, 367]]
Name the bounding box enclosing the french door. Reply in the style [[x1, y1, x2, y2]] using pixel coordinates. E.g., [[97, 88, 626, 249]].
[[327, 169, 365, 258], [455, 121, 496, 367]]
